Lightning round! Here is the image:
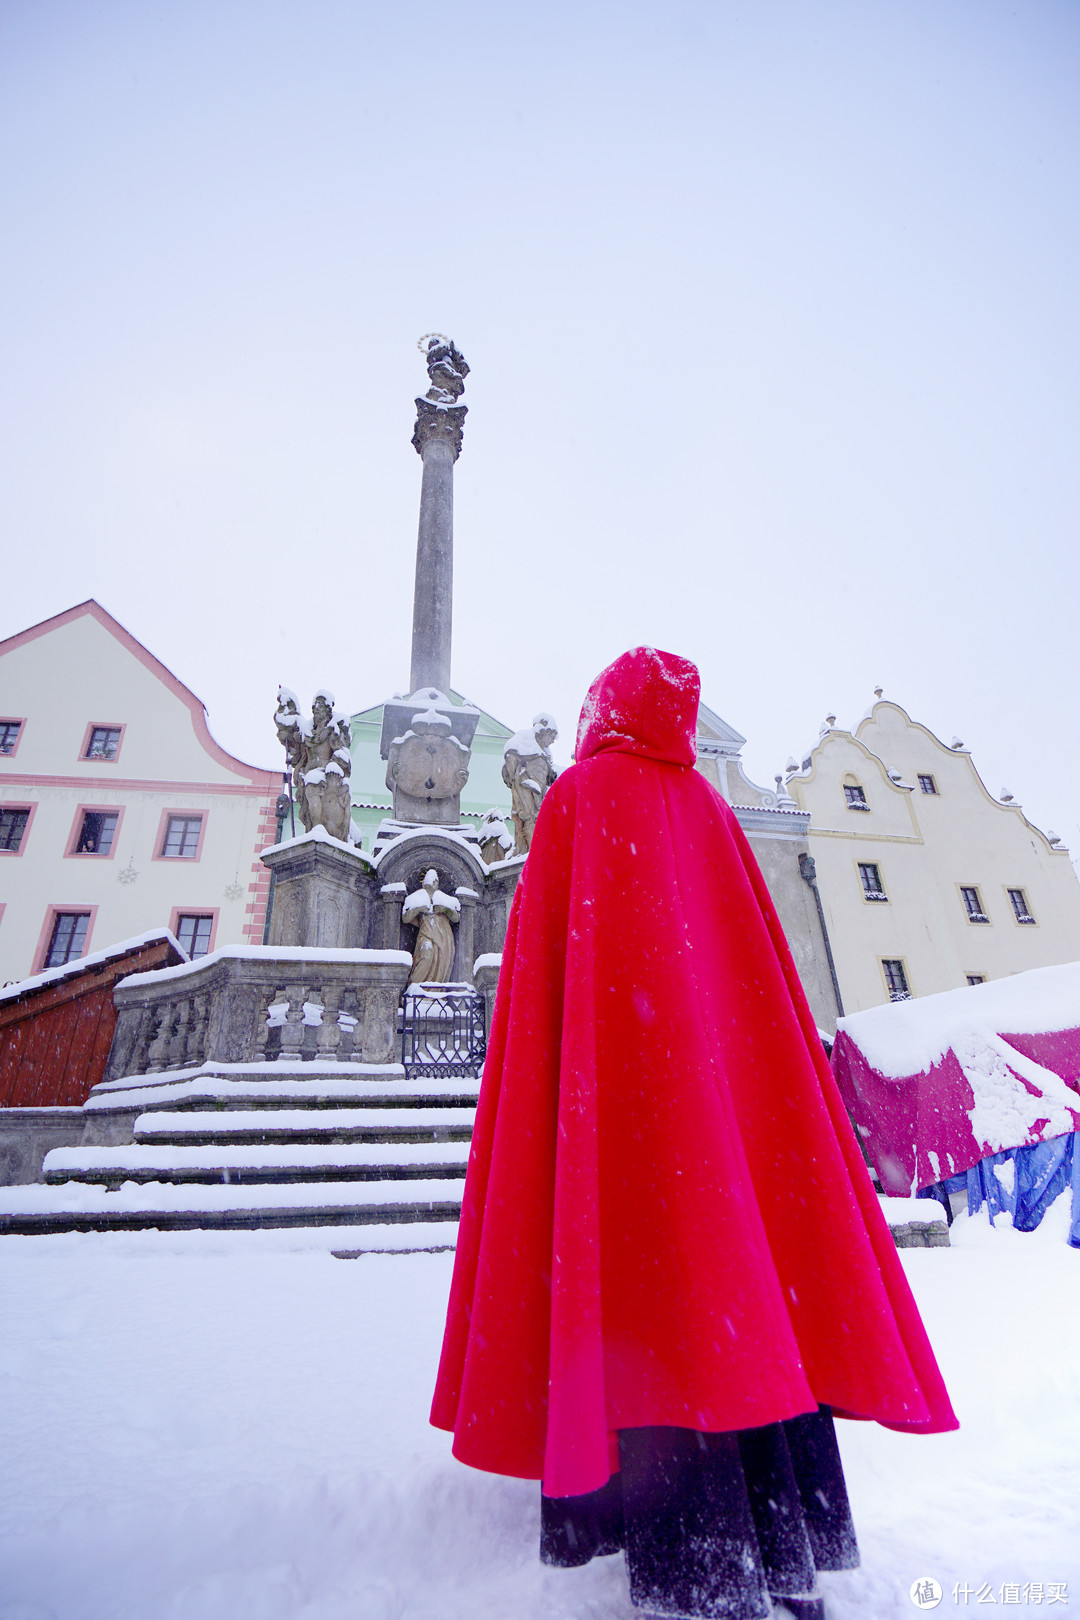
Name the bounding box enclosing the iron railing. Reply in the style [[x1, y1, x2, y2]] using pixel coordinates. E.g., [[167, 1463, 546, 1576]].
[[402, 983, 487, 1078]]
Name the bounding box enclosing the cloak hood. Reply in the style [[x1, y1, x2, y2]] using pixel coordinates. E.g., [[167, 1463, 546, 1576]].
[[575, 646, 699, 767]]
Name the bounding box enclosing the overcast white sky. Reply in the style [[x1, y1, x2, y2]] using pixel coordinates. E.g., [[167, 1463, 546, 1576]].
[[2, 1, 1078, 846]]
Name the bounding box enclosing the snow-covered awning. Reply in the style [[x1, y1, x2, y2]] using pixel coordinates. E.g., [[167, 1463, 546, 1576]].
[[831, 962, 1080, 1195]]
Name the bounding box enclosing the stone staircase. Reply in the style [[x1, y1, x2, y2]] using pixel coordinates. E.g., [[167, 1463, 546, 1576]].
[[0, 1060, 478, 1246]]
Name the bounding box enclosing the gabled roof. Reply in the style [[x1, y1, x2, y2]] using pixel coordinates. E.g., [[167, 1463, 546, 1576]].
[[0, 599, 277, 786], [696, 702, 747, 753]]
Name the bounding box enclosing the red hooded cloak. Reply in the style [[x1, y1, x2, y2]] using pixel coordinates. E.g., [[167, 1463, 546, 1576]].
[[431, 647, 957, 1500]]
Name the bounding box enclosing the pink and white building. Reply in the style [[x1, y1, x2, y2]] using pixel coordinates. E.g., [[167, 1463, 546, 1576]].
[[0, 602, 282, 984]]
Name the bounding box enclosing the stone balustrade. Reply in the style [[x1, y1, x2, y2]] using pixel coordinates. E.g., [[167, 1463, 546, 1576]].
[[105, 947, 414, 1081]]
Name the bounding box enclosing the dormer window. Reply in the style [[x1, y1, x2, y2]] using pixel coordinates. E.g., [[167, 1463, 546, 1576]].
[[844, 784, 870, 811]]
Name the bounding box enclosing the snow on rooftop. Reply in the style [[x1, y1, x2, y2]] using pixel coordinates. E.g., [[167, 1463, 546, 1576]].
[[0, 930, 186, 1005], [837, 961, 1080, 1080]]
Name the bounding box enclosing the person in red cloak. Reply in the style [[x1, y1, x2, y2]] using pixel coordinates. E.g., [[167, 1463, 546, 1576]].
[[431, 647, 957, 1620]]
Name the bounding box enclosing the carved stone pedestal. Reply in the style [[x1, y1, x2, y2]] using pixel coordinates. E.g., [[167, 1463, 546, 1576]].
[[261, 828, 378, 949]]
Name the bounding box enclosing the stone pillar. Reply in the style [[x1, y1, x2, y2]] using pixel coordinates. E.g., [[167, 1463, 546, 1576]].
[[473, 953, 502, 1037], [378, 883, 406, 950], [260, 831, 377, 949], [410, 395, 466, 696], [454, 886, 478, 982]]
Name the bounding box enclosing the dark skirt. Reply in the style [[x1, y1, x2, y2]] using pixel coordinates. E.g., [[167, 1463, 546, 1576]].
[[540, 1407, 858, 1620]]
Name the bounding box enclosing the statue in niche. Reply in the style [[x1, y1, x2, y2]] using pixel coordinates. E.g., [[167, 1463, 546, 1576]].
[[274, 686, 353, 843], [418, 334, 469, 404], [502, 713, 559, 855], [478, 808, 514, 866], [402, 869, 460, 985]]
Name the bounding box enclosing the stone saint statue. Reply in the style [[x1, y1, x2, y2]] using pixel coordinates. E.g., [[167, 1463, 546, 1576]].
[[478, 808, 513, 866], [402, 869, 460, 985], [274, 686, 353, 843], [501, 713, 559, 855], [419, 334, 470, 404]]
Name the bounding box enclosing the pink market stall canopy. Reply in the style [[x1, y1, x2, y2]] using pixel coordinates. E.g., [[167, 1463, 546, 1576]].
[[831, 962, 1080, 1196]]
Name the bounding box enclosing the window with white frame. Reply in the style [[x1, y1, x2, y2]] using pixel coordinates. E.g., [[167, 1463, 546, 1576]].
[[175, 914, 214, 958], [44, 912, 91, 968], [161, 815, 203, 858]]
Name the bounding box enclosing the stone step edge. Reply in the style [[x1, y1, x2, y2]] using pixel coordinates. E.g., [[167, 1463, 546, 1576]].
[[88, 1082, 480, 1113], [132, 1126, 474, 1146], [44, 1164, 468, 1187], [91, 1062, 408, 1095], [0, 1202, 463, 1236]]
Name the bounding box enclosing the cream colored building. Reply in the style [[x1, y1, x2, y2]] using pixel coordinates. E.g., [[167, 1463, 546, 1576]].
[[695, 702, 843, 1033], [0, 602, 281, 984], [784, 697, 1080, 1014]]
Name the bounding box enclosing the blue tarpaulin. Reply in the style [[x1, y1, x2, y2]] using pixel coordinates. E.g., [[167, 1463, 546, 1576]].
[[917, 1132, 1080, 1246]]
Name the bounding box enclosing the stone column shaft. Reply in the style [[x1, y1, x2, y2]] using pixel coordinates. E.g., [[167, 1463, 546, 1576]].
[[411, 437, 455, 696]]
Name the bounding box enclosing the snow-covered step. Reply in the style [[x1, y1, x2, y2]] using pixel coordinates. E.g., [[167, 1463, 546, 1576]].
[[132, 1106, 475, 1145], [42, 1141, 471, 1185], [0, 1177, 464, 1234], [88, 1074, 480, 1113], [92, 1061, 408, 1095]]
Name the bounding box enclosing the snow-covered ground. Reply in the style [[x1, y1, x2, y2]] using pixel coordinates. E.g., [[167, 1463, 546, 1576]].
[[1, 1203, 1077, 1620]]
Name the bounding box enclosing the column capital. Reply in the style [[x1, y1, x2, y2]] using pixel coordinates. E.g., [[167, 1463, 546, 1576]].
[[412, 397, 467, 461]]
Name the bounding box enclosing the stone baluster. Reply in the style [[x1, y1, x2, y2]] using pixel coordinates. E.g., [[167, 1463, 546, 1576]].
[[337, 992, 360, 1062], [185, 993, 210, 1068], [131, 1005, 157, 1077], [167, 999, 192, 1070], [257, 987, 288, 1062], [145, 1003, 176, 1074], [300, 988, 324, 1061], [315, 987, 343, 1063], [278, 982, 307, 1063]]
